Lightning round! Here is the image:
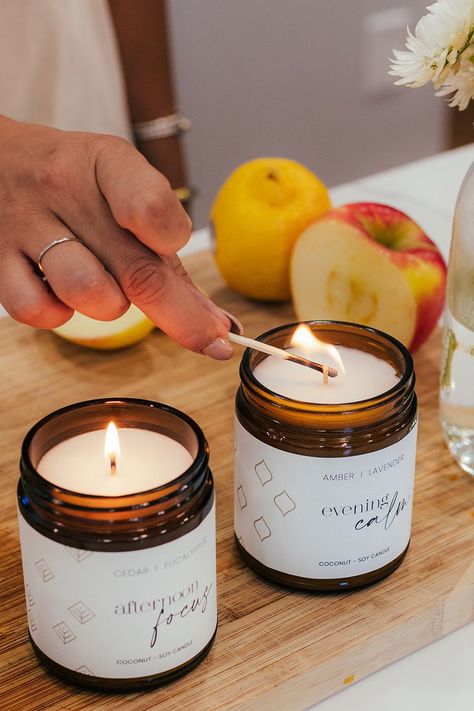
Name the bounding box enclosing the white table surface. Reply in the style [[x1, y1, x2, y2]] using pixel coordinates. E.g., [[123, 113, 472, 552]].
[[183, 145, 474, 711]]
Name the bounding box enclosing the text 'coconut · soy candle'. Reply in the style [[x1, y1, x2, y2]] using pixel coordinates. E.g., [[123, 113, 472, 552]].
[[234, 321, 418, 591]]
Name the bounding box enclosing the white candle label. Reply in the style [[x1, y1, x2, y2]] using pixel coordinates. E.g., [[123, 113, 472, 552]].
[[18, 503, 216, 679], [234, 420, 418, 579]]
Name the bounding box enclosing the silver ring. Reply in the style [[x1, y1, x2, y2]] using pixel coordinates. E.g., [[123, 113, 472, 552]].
[[37, 236, 83, 278]]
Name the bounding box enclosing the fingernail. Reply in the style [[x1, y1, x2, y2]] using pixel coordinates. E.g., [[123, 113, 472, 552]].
[[220, 309, 244, 335], [202, 337, 233, 360]]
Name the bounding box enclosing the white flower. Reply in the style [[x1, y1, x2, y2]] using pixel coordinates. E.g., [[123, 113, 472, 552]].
[[436, 52, 474, 108], [389, 0, 474, 109]]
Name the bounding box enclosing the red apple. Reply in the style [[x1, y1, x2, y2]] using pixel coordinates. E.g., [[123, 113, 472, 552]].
[[290, 202, 447, 350]]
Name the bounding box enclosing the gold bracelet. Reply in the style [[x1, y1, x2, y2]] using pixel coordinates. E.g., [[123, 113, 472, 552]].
[[173, 186, 195, 204], [133, 113, 191, 141]]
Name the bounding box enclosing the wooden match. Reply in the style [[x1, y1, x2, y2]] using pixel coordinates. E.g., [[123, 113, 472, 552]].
[[228, 332, 338, 379]]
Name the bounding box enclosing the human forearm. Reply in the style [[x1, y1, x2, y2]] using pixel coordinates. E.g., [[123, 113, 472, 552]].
[[108, 0, 188, 190]]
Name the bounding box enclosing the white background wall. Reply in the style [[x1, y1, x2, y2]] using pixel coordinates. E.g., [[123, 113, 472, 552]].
[[168, 0, 448, 228]]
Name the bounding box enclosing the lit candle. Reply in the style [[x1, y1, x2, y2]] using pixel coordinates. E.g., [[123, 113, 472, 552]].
[[235, 321, 417, 591], [37, 423, 193, 496], [18, 399, 217, 689], [253, 324, 399, 403]]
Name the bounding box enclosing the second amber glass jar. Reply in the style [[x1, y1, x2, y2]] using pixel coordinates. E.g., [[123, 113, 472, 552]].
[[234, 322, 417, 591]]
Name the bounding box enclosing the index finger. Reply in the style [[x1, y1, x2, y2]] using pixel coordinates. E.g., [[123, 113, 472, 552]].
[[95, 139, 191, 257], [93, 227, 233, 358]]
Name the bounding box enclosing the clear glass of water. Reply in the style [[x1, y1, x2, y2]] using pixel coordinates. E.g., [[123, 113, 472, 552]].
[[440, 161, 474, 475]]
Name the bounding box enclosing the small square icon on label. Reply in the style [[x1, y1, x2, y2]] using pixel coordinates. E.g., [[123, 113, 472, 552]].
[[237, 484, 247, 509], [254, 516, 271, 542], [34, 559, 54, 582], [69, 601, 95, 625], [274, 490, 296, 516], [53, 621, 76, 645], [25, 584, 35, 607], [76, 665, 94, 675], [27, 608, 38, 633], [255, 460, 273, 486], [65, 547, 93, 563]]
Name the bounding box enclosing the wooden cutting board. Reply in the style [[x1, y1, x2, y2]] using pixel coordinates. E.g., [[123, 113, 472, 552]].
[[1, 251, 473, 711]]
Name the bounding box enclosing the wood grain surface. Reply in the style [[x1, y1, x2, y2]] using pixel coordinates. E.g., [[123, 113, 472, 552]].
[[1, 251, 473, 711]]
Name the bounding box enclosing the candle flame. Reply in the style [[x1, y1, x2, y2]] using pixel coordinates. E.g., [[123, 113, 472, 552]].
[[290, 324, 346, 374], [104, 421, 120, 475]]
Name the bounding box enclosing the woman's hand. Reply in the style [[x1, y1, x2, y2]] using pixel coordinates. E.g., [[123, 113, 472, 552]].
[[0, 117, 232, 360]]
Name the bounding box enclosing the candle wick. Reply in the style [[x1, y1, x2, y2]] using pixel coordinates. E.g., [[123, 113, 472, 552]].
[[110, 455, 117, 476], [322, 365, 329, 386]]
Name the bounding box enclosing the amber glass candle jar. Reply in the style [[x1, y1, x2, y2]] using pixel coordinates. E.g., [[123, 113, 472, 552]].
[[18, 398, 216, 690], [234, 322, 417, 591]]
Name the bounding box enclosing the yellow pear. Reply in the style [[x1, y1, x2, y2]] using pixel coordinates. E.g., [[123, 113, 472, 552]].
[[211, 157, 331, 301]]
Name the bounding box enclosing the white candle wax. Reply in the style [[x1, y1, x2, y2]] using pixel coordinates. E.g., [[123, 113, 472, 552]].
[[38, 428, 193, 496], [253, 345, 399, 404]]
